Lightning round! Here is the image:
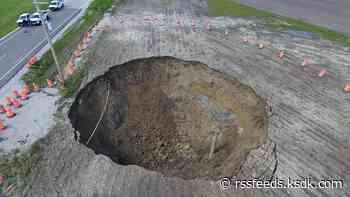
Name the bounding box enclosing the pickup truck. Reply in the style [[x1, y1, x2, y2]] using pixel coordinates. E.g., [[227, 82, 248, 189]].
[[17, 13, 31, 26], [48, 0, 64, 11], [30, 11, 50, 26]]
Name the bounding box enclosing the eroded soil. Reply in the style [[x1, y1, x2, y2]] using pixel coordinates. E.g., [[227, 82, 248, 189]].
[[69, 57, 267, 180]]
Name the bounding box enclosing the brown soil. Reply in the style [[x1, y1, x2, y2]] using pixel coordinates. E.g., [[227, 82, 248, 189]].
[[69, 57, 267, 180]]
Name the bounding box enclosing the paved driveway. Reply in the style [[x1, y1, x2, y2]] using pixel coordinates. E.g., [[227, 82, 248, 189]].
[[235, 0, 350, 35]]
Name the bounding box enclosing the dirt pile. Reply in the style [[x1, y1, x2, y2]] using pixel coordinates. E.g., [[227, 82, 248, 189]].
[[69, 57, 267, 180]]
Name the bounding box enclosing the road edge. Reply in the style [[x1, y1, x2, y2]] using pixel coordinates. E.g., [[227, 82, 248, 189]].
[[0, 9, 81, 88], [0, 27, 20, 45]]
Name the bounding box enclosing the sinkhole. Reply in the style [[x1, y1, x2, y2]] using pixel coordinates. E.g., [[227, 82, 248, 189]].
[[69, 57, 267, 180]]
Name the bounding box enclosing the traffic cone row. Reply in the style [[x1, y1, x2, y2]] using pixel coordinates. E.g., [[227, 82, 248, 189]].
[[65, 30, 93, 78], [0, 83, 43, 131], [243, 38, 350, 93]]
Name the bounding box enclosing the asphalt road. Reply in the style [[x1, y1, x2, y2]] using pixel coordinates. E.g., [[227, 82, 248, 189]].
[[235, 0, 350, 35], [0, 8, 80, 86]]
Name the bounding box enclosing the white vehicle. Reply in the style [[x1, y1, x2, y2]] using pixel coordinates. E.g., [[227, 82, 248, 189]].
[[48, 0, 64, 11], [30, 11, 50, 26], [17, 13, 31, 26]]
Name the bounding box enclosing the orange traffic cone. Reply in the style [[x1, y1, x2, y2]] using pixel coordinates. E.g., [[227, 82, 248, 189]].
[[5, 97, 12, 106], [79, 43, 86, 51], [26, 63, 32, 69], [29, 56, 37, 65], [4, 108, 15, 118], [23, 85, 30, 95], [0, 120, 6, 130], [85, 32, 92, 39], [10, 98, 21, 108], [12, 90, 20, 98], [68, 65, 75, 75], [343, 84, 350, 92], [74, 49, 81, 58], [302, 58, 310, 66], [32, 83, 40, 92], [19, 91, 29, 100], [0, 105, 5, 113], [47, 79, 54, 88], [278, 50, 285, 59], [318, 69, 327, 77], [84, 32, 91, 43]]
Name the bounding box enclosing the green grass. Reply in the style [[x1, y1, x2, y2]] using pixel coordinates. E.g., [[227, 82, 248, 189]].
[[208, 0, 350, 46], [0, 0, 49, 37], [60, 65, 88, 97], [22, 0, 119, 91], [0, 138, 44, 194]]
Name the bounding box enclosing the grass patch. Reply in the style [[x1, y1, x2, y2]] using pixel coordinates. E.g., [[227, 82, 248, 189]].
[[0, 0, 49, 37], [60, 66, 88, 97], [208, 0, 350, 46], [22, 0, 119, 89], [208, 0, 273, 18], [0, 138, 44, 194]]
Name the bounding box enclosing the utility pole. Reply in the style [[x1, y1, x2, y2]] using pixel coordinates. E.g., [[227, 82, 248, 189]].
[[209, 129, 220, 159], [32, 0, 65, 85]]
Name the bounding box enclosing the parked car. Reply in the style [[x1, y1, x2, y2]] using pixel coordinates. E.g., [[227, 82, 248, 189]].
[[17, 13, 31, 26], [48, 0, 64, 11], [30, 11, 50, 26]]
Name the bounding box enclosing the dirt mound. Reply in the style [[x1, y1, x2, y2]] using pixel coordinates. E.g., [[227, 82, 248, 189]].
[[69, 57, 267, 180]]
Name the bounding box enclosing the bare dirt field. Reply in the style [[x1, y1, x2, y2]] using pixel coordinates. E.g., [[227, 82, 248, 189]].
[[21, 0, 350, 196]]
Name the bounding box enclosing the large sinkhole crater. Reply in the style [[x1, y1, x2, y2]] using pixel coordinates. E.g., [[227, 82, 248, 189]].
[[69, 57, 267, 180]]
